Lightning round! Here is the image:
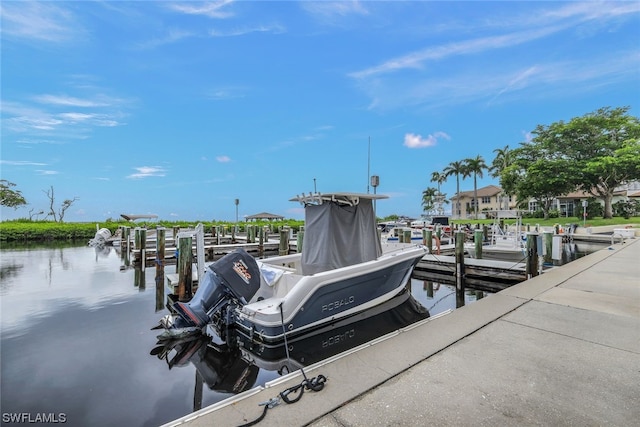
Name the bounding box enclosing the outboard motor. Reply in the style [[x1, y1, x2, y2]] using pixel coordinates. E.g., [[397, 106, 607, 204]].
[[172, 249, 261, 328]]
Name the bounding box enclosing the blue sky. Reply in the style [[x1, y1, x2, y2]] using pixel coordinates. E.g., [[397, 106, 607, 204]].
[[1, 1, 639, 222]]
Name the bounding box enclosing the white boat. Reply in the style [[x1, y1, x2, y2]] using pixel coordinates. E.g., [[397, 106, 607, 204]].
[[384, 226, 424, 242], [466, 210, 527, 262], [88, 226, 112, 247], [156, 192, 428, 343]]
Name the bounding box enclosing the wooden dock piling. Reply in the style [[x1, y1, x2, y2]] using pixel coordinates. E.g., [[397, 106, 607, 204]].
[[474, 230, 484, 259], [543, 231, 553, 264], [526, 232, 539, 278], [455, 231, 466, 308], [177, 236, 193, 301], [424, 229, 433, 253], [297, 226, 304, 253], [279, 227, 289, 256], [155, 227, 166, 311]]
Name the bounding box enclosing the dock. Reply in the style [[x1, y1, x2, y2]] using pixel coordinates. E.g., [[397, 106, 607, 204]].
[[414, 254, 527, 292], [163, 237, 639, 427]]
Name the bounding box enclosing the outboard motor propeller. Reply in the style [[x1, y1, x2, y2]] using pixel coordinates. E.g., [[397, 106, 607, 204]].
[[171, 249, 262, 329]]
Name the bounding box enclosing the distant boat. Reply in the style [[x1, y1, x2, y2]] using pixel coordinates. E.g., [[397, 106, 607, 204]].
[[466, 210, 526, 262], [155, 192, 428, 343], [120, 214, 158, 221], [88, 227, 112, 247]]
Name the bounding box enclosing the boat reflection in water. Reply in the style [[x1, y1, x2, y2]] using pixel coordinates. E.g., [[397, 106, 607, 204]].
[[151, 289, 429, 399]]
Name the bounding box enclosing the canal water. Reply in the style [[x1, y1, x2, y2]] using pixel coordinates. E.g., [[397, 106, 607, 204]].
[[0, 240, 606, 426]]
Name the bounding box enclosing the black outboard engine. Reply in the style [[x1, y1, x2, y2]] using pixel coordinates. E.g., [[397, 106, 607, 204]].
[[172, 249, 261, 328]]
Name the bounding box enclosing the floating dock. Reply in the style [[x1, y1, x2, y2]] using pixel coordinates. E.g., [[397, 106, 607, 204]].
[[162, 237, 639, 427]]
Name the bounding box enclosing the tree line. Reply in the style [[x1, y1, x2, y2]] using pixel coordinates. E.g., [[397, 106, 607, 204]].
[[422, 106, 640, 220]]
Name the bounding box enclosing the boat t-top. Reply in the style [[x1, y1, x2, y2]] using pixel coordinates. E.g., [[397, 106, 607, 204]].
[[156, 192, 428, 343]]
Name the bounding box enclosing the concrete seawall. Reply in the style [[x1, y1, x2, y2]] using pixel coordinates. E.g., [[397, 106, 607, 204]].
[[165, 238, 640, 427]]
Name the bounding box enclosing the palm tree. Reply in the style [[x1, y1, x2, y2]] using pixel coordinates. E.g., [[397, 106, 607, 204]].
[[430, 171, 448, 215], [465, 155, 488, 220], [490, 145, 513, 210], [421, 187, 438, 213], [443, 160, 469, 219], [430, 171, 446, 194]]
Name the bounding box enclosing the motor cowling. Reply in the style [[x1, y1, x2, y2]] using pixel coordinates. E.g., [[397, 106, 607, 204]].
[[173, 249, 261, 328]]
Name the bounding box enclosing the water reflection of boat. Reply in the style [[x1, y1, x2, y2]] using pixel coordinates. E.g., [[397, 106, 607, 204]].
[[150, 335, 259, 394], [155, 192, 427, 344], [151, 290, 429, 392], [237, 289, 430, 372]]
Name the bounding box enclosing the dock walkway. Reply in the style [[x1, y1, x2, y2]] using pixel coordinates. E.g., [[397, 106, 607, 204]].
[[165, 238, 639, 427]]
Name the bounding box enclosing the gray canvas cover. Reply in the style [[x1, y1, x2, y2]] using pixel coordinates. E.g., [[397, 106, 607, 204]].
[[301, 198, 382, 275]]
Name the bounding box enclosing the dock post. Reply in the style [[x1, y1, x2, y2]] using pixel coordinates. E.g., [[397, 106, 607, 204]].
[[455, 231, 466, 308], [172, 226, 179, 248], [155, 227, 166, 312], [483, 225, 488, 241], [177, 236, 193, 301], [424, 280, 434, 298], [121, 226, 131, 267], [296, 226, 304, 253], [424, 229, 433, 253], [134, 266, 146, 290], [258, 227, 264, 258], [543, 231, 553, 264], [474, 230, 484, 259], [134, 228, 147, 269], [552, 234, 563, 261], [526, 232, 539, 278], [279, 227, 289, 256], [403, 229, 411, 244], [247, 225, 255, 244]]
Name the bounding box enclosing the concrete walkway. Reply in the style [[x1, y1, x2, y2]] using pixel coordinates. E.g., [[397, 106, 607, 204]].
[[166, 238, 640, 427]]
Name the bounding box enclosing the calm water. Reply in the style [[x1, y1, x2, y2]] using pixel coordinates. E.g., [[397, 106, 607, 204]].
[[0, 240, 605, 426]]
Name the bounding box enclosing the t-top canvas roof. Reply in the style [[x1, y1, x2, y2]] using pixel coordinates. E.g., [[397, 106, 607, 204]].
[[290, 192, 388, 207], [293, 192, 384, 275]]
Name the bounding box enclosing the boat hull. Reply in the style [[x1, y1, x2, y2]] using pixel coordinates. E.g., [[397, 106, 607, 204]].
[[234, 250, 425, 343]]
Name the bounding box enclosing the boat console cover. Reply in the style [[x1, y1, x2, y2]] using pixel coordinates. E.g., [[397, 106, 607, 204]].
[[301, 197, 382, 275]]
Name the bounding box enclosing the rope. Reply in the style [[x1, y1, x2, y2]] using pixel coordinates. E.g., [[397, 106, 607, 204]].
[[236, 302, 327, 427]]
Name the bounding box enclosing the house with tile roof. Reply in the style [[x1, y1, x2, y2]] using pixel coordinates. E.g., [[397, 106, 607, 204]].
[[449, 185, 516, 219], [449, 182, 640, 219]]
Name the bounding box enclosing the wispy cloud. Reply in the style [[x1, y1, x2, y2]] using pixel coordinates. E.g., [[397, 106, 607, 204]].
[[209, 24, 286, 37], [126, 166, 167, 179], [3, 90, 130, 140], [206, 86, 247, 100], [301, 1, 369, 19], [356, 49, 640, 112], [350, 26, 561, 80], [403, 132, 450, 149], [134, 29, 196, 50], [33, 94, 111, 108], [348, 1, 640, 111], [167, 1, 235, 19], [216, 156, 231, 163], [36, 170, 59, 175], [0, 160, 48, 166], [0, 1, 83, 43]]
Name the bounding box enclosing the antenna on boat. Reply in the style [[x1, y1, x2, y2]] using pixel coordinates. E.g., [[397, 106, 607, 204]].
[[367, 136, 371, 194]]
